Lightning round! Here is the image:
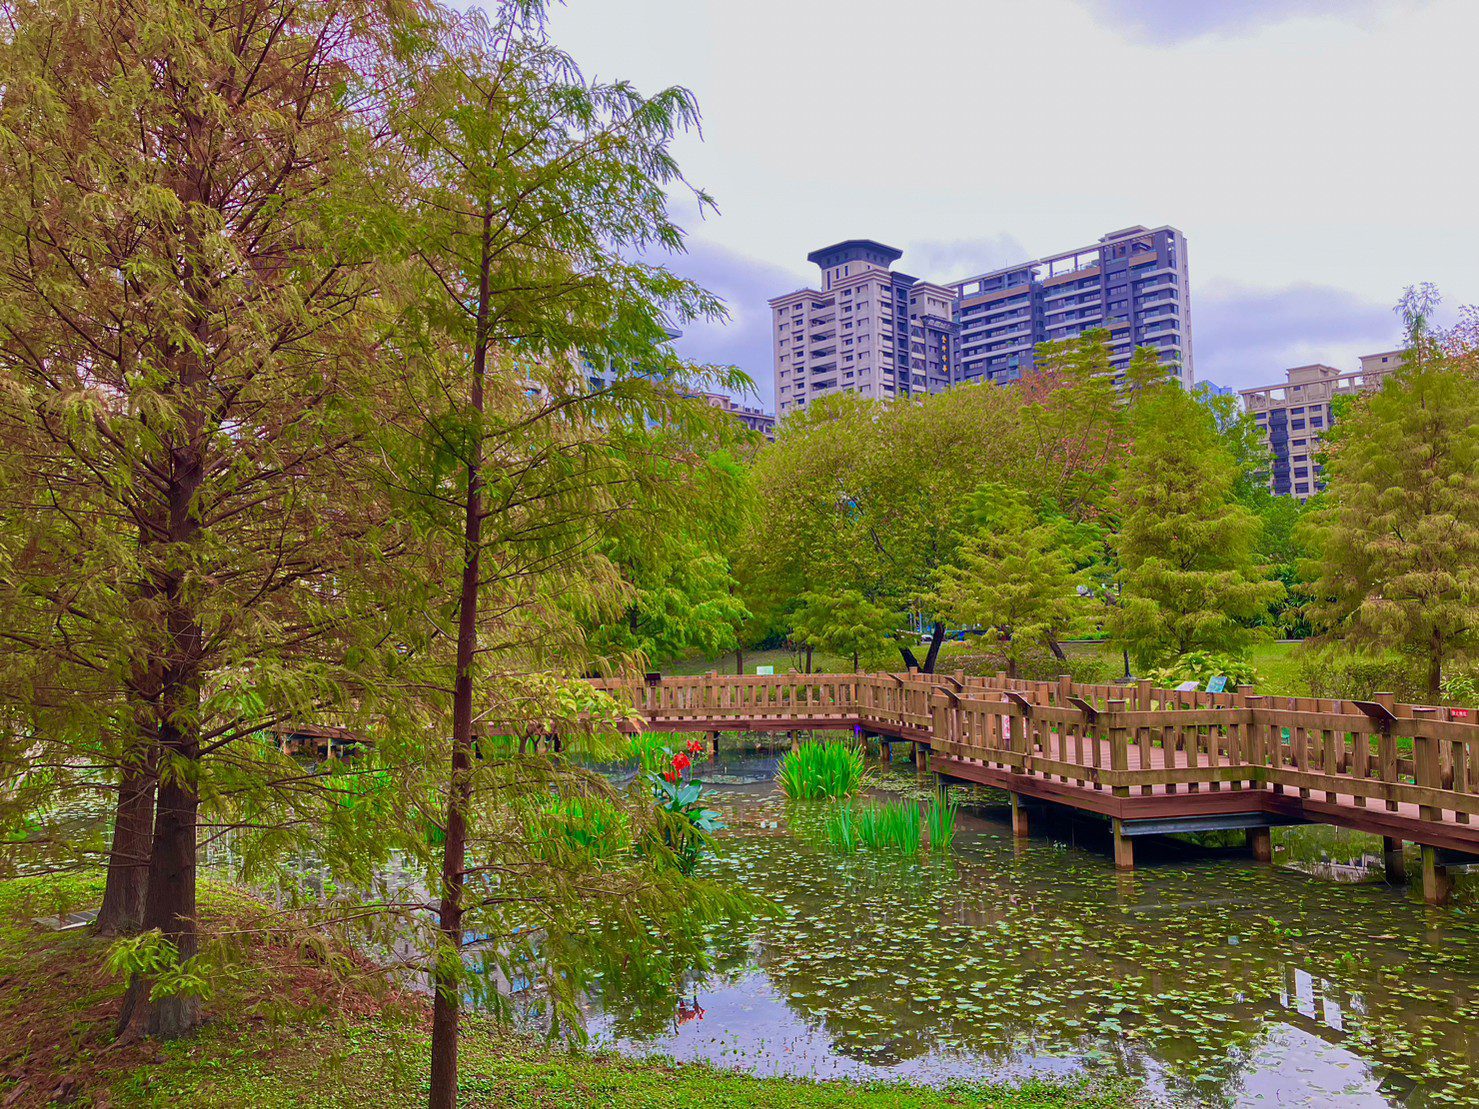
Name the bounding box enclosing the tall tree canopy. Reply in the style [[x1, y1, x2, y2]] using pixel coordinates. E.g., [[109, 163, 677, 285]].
[[1301, 291, 1479, 698], [0, 0, 414, 1037], [1110, 375, 1284, 671]]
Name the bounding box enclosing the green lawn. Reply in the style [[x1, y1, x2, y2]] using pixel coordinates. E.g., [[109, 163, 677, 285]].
[[0, 874, 1137, 1109]]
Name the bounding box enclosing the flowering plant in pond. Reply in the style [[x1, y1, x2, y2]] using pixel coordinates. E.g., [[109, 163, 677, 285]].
[[644, 747, 724, 873]]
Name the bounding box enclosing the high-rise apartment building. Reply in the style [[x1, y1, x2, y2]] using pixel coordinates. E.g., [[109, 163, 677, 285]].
[[1239, 350, 1402, 498], [770, 226, 1192, 416]]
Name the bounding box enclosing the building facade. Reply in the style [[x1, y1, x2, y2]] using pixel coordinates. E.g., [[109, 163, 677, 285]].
[[1239, 351, 1402, 498], [696, 391, 777, 441], [770, 226, 1192, 416]]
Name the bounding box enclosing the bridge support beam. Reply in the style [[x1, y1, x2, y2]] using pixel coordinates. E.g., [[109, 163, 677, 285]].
[[1422, 846, 1453, 906], [1248, 826, 1272, 863], [1383, 837, 1407, 884], [1112, 818, 1134, 871], [1010, 793, 1029, 839], [880, 740, 892, 765]]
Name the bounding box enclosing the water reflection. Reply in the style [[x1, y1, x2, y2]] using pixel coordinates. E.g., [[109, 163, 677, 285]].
[[579, 743, 1478, 1108]]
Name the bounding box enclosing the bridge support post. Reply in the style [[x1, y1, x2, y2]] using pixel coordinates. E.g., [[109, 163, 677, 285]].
[[1112, 819, 1134, 871], [880, 740, 892, 765], [1248, 827, 1272, 863], [1009, 793, 1028, 838], [1421, 846, 1452, 906], [1382, 837, 1407, 884], [709, 731, 720, 758], [789, 731, 800, 754]]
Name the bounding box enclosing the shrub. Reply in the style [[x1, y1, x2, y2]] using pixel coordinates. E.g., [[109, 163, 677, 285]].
[[925, 795, 958, 850], [1296, 649, 1429, 702], [775, 740, 867, 800], [948, 649, 1116, 685], [1143, 650, 1260, 690]]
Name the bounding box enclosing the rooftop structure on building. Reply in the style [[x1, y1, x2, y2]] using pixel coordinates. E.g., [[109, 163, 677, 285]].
[[769, 226, 1193, 416], [696, 391, 777, 441], [1239, 350, 1403, 498]]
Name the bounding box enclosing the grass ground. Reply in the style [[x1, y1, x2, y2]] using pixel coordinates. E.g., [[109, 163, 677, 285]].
[[0, 873, 1138, 1108]]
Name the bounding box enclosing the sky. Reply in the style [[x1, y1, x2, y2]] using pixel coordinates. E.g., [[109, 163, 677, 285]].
[[543, 0, 1477, 406]]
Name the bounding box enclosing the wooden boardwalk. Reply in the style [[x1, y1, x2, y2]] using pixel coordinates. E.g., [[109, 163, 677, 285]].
[[591, 670, 1479, 903]]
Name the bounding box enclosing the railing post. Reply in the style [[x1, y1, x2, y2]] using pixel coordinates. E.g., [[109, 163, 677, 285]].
[[1108, 699, 1129, 797]]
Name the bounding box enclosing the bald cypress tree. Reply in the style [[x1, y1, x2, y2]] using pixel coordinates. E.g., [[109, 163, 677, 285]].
[[1302, 292, 1479, 699], [1110, 376, 1284, 671]]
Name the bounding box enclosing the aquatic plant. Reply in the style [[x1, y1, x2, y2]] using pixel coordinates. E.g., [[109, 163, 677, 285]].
[[857, 799, 921, 854], [824, 803, 859, 854], [775, 740, 867, 800], [924, 795, 958, 850], [628, 732, 673, 774], [645, 746, 724, 873], [531, 795, 630, 861]]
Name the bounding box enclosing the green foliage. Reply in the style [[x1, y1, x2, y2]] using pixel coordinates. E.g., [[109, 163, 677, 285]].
[[856, 800, 921, 854], [104, 931, 215, 1005], [1299, 308, 1478, 698], [628, 733, 675, 775], [1294, 648, 1434, 703], [1111, 377, 1284, 670], [823, 803, 859, 855], [1142, 651, 1260, 690], [529, 796, 631, 862], [924, 796, 958, 850], [775, 741, 867, 801], [789, 590, 898, 672], [932, 484, 1084, 674]]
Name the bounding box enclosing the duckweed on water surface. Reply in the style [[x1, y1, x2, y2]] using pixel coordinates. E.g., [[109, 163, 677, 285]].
[[585, 762, 1479, 1108]]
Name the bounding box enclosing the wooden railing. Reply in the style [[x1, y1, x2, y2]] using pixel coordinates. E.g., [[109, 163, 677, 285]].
[[591, 670, 1479, 834]]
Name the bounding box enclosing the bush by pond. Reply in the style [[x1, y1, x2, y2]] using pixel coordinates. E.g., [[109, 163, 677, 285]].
[[776, 740, 866, 800]]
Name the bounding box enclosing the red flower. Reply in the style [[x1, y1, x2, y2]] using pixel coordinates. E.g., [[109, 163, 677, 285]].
[[672, 752, 692, 773], [662, 770, 678, 783], [685, 739, 704, 756]]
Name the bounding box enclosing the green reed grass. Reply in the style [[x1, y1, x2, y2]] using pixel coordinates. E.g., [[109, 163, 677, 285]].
[[925, 795, 958, 850], [824, 803, 859, 854], [855, 799, 921, 854], [775, 740, 867, 800]]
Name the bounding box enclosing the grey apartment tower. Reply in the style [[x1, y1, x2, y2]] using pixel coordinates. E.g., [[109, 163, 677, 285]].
[[770, 226, 1192, 416]]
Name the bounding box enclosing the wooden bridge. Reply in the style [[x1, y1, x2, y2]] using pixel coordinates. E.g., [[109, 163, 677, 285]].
[[591, 670, 1479, 904]]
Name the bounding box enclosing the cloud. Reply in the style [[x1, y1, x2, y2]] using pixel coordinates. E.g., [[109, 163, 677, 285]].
[[902, 235, 1031, 284], [1192, 281, 1400, 390], [1077, 0, 1432, 43], [655, 238, 808, 411]]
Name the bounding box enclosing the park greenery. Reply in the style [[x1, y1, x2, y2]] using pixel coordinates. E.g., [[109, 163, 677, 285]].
[[0, 0, 1475, 1104]]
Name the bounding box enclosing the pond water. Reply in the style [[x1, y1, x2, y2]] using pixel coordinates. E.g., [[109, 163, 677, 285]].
[[577, 745, 1479, 1108]]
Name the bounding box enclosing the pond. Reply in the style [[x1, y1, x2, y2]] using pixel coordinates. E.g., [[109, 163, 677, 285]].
[[576, 744, 1479, 1108]]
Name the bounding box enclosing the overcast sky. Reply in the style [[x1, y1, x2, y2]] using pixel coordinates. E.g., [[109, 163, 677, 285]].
[[544, 0, 1476, 404]]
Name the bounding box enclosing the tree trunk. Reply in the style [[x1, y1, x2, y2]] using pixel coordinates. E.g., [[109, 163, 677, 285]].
[[96, 757, 157, 935], [920, 622, 946, 674], [1047, 635, 1068, 661], [852, 650, 859, 673], [116, 722, 200, 1041], [805, 645, 813, 674], [735, 648, 744, 676], [429, 203, 493, 1109], [1429, 630, 1443, 702]]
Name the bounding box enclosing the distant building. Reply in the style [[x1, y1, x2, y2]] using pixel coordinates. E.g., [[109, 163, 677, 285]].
[[583, 331, 777, 441], [769, 226, 1193, 416], [695, 391, 776, 441], [1239, 351, 1402, 498]]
